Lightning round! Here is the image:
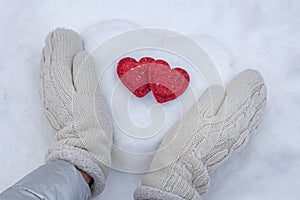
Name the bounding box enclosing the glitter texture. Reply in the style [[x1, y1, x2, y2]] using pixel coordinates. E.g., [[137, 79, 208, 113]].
[[117, 57, 190, 103]]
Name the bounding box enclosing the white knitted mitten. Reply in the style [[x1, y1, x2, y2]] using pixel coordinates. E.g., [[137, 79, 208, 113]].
[[134, 69, 267, 200], [40, 28, 112, 196]]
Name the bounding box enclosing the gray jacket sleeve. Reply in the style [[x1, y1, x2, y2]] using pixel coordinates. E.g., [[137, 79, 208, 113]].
[[0, 160, 91, 200]]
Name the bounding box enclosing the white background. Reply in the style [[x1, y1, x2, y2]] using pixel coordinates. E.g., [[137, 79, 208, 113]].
[[0, 0, 299, 199]]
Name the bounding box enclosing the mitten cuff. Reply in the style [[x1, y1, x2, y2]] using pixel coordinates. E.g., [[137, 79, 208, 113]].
[[134, 186, 202, 200]]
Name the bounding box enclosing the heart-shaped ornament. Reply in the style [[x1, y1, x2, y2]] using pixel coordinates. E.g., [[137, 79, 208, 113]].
[[117, 57, 154, 97], [117, 57, 190, 103], [148, 60, 190, 103]]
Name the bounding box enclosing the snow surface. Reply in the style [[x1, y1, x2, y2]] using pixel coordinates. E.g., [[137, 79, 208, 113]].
[[0, 0, 299, 199], [81, 19, 236, 173]]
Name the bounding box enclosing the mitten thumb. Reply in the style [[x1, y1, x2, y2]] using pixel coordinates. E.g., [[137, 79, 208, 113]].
[[72, 51, 97, 94], [196, 85, 225, 118]]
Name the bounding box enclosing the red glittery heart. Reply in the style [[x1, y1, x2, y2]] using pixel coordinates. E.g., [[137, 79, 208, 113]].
[[117, 57, 154, 97], [148, 60, 190, 103], [117, 57, 190, 103]]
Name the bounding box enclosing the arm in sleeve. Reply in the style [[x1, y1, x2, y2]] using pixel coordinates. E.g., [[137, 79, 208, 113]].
[[0, 160, 91, 200]]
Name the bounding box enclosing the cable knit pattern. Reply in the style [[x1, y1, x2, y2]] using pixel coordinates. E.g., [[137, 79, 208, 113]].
[[134, 69, 267, 200], [40, 28, 113, 197]]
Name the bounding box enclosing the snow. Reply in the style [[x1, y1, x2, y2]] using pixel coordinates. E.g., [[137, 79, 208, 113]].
[[82, 20, 236, 173], [0, 0, 299, 199]]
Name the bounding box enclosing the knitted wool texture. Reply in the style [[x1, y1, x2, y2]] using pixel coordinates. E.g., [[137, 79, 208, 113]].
[[134, 69, 267, 200], [40, 28, 112, 197]]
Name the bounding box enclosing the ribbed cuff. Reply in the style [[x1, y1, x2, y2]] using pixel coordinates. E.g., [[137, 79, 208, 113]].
[[134, 186, 202, 200]]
